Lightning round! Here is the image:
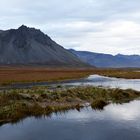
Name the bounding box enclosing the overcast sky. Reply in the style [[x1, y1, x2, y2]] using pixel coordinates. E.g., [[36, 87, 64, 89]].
[[0, 0, 140, 55]]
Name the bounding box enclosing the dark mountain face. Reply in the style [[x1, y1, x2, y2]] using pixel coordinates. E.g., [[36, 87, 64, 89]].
[[0, 25, 89, 67], [70, 49, 140, 68]]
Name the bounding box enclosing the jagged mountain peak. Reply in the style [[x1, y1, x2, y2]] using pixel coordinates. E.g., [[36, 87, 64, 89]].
[[18, 24, 28, 29], [17, 25, 41, 33], [18, 24, 29, 30]]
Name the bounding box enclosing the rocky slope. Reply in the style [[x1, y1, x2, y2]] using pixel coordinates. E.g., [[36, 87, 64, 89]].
[[0, 25, 89, 67]]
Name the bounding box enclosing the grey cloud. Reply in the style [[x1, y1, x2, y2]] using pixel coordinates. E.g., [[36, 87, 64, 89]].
[[0, 0, 140, 54]]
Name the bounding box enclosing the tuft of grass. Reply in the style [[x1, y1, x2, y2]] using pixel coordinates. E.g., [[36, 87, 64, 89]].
[[91, 99, 108, 110]]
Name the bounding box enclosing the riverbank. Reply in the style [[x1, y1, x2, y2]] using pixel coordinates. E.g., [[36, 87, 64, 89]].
[[95, 69, 140, 79], [0, 86, 140, 125]]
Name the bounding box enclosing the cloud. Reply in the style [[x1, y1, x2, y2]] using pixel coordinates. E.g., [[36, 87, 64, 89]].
[[0, 0, 140, 54]]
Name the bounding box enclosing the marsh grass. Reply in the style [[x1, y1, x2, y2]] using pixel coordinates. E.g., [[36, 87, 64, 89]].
[[0, 86, 140, 125]]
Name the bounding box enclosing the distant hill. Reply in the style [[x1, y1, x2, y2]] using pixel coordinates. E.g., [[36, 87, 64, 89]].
[[0, 25, 89, 67], [70, 49, 140, 68]]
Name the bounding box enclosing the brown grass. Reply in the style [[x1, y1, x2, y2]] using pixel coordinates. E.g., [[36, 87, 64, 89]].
[[0, 67, 91, 85], [0, 66, 139, 85], [93, 68, 140, 79]]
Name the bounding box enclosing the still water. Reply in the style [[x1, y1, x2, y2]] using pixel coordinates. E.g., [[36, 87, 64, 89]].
[[62, 75, 140, 91], [0, 100, 140, 140]]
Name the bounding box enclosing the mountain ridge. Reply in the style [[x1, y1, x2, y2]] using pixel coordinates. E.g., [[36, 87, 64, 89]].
[[70, 49, 140, 68], [0, 25, 89, 67]]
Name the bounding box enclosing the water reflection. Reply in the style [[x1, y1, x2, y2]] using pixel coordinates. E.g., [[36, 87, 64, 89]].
[[0, 100, 140, 140], [63, 75, 140, 91], [50, 100, 140, 122]]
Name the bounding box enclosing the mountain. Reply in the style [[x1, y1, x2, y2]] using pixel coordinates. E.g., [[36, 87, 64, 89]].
[[0, 25, 89, 67], [70, 49, 140, 68]]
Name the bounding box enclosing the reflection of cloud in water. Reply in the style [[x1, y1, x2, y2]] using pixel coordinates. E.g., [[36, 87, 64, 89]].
[[51, 100, 140, 123], [104, 100, 140, 121]]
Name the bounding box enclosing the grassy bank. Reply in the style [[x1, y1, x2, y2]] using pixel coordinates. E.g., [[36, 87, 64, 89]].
[[0, 67, 140, 86], [94, 69, 140, 79], [0, 67, 91, 86], [0, 86, 140, 125]]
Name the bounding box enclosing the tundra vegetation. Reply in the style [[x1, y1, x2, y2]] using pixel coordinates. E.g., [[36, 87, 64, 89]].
[[0, 86, 140, 125], [0, 67, 140, 86]]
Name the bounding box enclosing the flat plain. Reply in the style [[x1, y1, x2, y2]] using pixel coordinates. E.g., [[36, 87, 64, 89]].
[[0, 67, 140, 85]]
